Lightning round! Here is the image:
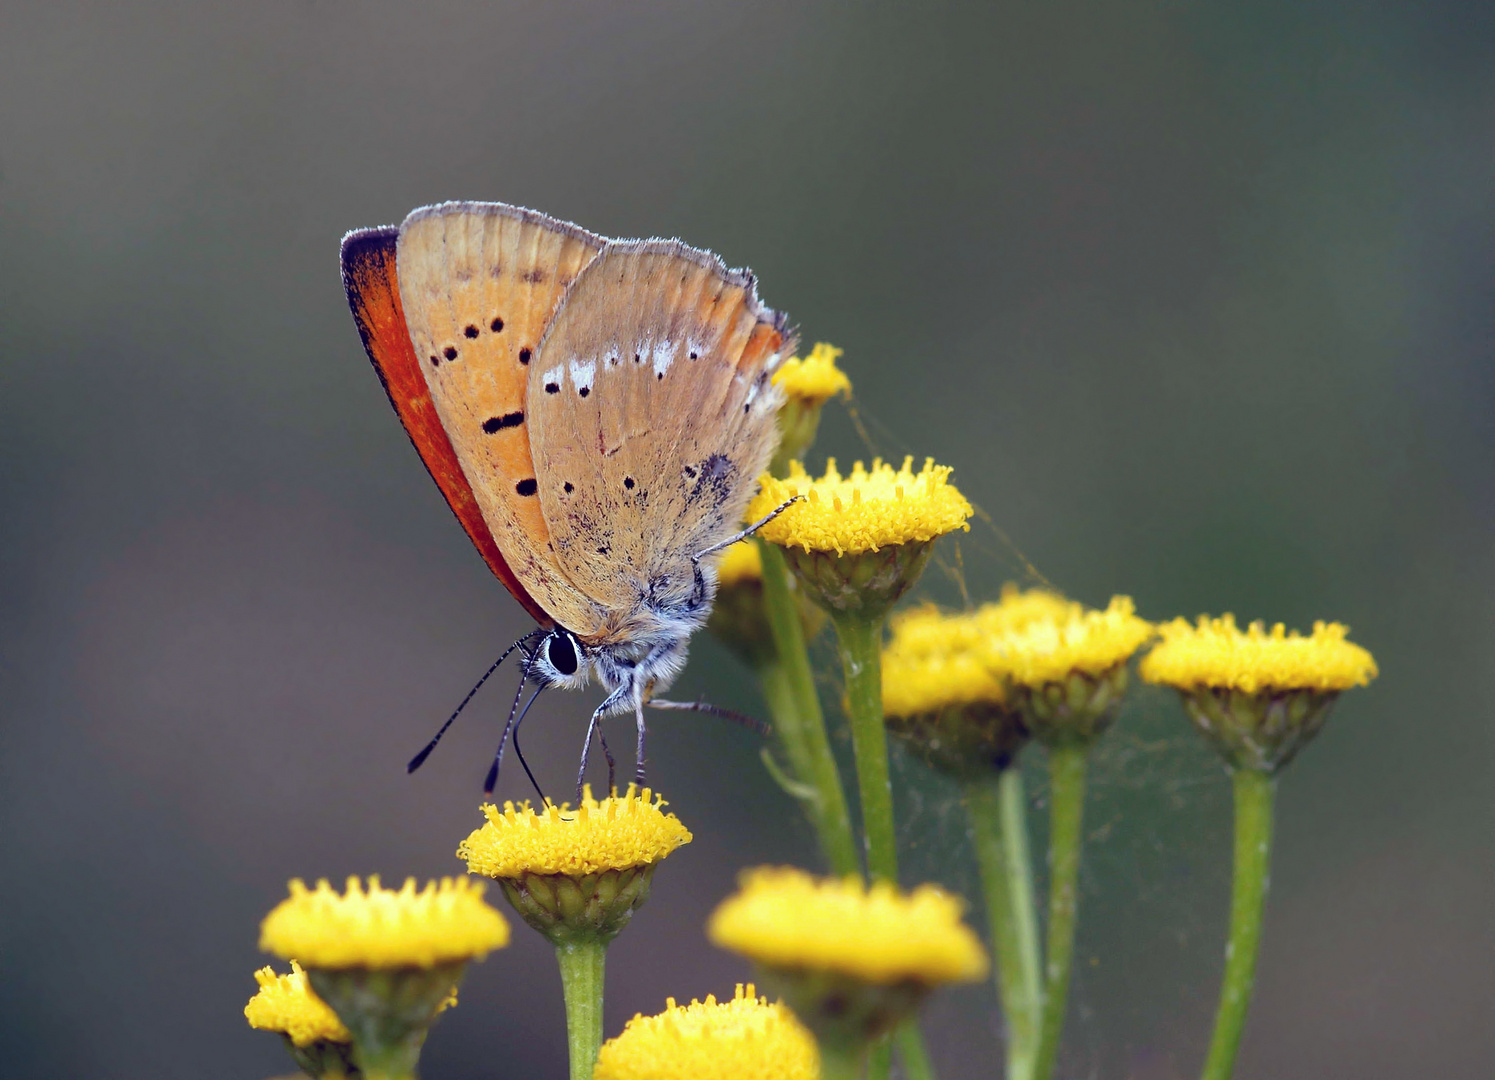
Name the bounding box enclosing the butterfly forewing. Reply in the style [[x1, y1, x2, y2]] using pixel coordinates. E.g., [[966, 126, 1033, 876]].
[[340, 226, 553, 625], [395, 202, 607, 632], [528, 241, 791, 644]]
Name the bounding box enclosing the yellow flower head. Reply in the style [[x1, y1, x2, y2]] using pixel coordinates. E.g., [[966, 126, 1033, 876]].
[[882, 648, 1006, 718], [884, 586, 1075, 660], [594, 984, 819, 1080], [714, 541, 763, 589], [259, 876, 509, 970], [748, 457, 973, 556], [771, 342, 852, 406], [458, 785, 692, 879], [244, 961, 351, 1047], [708, 867, 988, 985], [1140, 615, 1378, 694], [988, 596, 1154, 686]]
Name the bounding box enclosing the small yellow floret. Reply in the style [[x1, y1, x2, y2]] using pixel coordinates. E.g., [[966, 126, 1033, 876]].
[[244, 961, 351, 1047], [259, 876, 509, 969], [709, 867, 987, 985], [458, 785, 692, 879], [594, 983, 819, 1080], [748, 457, 973, 556], [1140, 615, 1378, 694], [987, 596, 1153, 686], [771, 342, 852, 405], [714, 541, 763, 588]]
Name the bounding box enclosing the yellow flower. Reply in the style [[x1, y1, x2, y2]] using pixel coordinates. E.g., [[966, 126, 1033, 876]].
[[748, 457, 972, 556], [987, 596, 1154, 686], [771, 342, 852, 405], [1140, 615, 1378, 694], [714, 540, 763, 588], [594, 984, 819, 1080], [708, 867, 988, 985], [882, 648, 1005, 718], [244, 961, 351, 1047], [259, 876, 509, 969], [458, 785, 692, 879], [884, 586, 1074, 660]]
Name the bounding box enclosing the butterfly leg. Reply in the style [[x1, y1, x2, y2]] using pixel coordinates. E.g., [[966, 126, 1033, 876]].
[[632, 680, 650, 788], [577, 684, 630, 802], [687, 495, 804, 607], [649, 697, 771, 737]]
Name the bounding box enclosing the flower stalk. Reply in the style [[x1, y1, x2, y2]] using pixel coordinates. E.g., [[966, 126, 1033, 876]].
[[965, 769, 1041, 1080], [830, 609, 898, 884], [556, 939, 608, 1080], [1032, 741, 1088, 1080], [758, 538, 861, 877], [1200, 767, 1274, 1080]]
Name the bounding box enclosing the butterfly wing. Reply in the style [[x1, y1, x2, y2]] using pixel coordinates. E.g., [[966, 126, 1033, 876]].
[[393, 202, 609, 634], [340, 225, 552, 625], [527, 240, 792, 644]]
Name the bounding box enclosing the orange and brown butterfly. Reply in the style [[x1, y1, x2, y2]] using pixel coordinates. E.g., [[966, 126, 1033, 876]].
[[341, 201, 795, 795]]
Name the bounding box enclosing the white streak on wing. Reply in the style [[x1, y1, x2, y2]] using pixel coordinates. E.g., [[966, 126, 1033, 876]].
[[765, 351, 783, 372], [745, 381, 760, 406], [652, 338, 674, 378], [541, 364, 563, 388], [569, 358, 597, 393]]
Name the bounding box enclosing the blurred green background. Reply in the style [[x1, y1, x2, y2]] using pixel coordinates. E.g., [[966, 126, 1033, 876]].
[[1, 2, 1491, 1078]]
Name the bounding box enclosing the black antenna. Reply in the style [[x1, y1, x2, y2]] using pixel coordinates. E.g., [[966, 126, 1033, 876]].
[[482, 643, 544, 796], [407, 629, 543, 774]]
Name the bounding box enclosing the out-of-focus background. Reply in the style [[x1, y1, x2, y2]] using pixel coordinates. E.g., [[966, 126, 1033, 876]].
[[1, 2, 1491, 1077]]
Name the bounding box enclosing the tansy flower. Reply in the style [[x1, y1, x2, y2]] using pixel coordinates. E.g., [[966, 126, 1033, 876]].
[[751, 457, 972, 558], [258, 877, 503, 1080], [881, 645, 1025, 778], [772, 342, 852, 405], [459, 785, 691, 946], [260, 876, 509, 970], [885, 586, 1074, 659], [245, 960, 351, 1047], [986, 596, 1154, 745], [1141, 615, 1378, 773], [769, 342, 852, 474], [710, 867, 987, 1061], [709, 867, 987, 985], [748, 457, 972, 618], [593, 984, 819, 1080], [1140, 615, 1378, 694]]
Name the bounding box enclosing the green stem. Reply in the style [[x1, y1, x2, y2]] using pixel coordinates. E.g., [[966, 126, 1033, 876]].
[[757, 540, 861, 876], [556, 940, 607, 1080], [895, 1020, 936, 1080], [1033, 742, 1089, 1080], [1200, 767, 1275, 1080], [829, 611, 898, 884], [818, 1040, 867, 1080], [966, 770, 1041, 1080]]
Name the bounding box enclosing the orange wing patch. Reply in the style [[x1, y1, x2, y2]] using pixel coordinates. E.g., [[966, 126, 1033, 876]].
[[340, 226, 552, 626]]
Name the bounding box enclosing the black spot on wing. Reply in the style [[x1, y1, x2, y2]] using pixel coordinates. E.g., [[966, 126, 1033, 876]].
[[522, 268, 547, 284], [579, 386, 590, 398], [464, 325, 479, 339], [491, 317, 504, 332], [519, 347, 532, 364], [623, 476, 635, 490], [545, 382, 560, 394], [690, 453, 736, 510], [515, 478, 538, 496], [563, 482, 574, 494], [482, 412, 524, 433], [443, 346, 458, 361]]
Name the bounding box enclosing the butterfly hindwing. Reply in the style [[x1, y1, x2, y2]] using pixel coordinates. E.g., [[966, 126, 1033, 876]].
[[394, 202, 609, 634], [340, 225, 552, 625], [528, 240, 791, 644]]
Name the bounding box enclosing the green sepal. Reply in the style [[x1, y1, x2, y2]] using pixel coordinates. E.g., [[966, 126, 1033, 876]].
[[497, 864, 656, 947]]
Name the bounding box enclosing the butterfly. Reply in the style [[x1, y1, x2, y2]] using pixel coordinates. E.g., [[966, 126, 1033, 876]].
[[340, 201, 795, 797]]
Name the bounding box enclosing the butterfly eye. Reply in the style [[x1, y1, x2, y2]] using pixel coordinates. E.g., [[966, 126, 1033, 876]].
[[546, 632, 578, 676]]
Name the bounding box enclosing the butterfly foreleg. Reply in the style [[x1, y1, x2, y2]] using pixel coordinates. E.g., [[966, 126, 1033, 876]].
[[577, 683, 631, 802], [687, 495, 805, 607]]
